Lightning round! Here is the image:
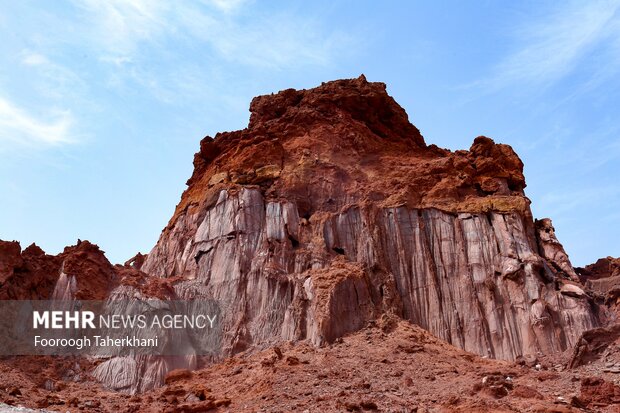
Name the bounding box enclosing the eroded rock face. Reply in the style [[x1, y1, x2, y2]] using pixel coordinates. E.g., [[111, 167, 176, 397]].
[[577, 257, 620, 298], [0, 240, 61, 300], [0, 77, 606, 395], [0, 240, 118, 301], [52, 240, 118, 301], [576, 256, 620, 323], [142, 76, 599, 362], [143, 186, 596, 360], [578, 257, 620, 281], [535, 218, 579, 282], [124, 252, 147, 270]]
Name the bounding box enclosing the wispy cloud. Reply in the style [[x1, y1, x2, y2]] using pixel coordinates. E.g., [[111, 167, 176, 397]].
[[483, 1, 620, 91], [0, 97, 74, 147], [72, 0, 346, 70], [176, 7, 341, 69], [202, 0, 248, 14], [21, 52, 49, 66], [19, 50, 86, 101], [73, 0, 171, 56], [2, 1, 351, 152]]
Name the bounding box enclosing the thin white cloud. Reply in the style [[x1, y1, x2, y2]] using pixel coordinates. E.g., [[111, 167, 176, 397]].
[[73, 0, 171, 55], [72, 0, 346, 70], [485, 1, 620, 90], [99, 55, 133, 67], [19, 50, 87, 102], [179, 10, 338, 68], [2, 1, 351, 152], [201, 0, 248, 14], [0, 97, 74, 146], [22, 52, 49, 66]]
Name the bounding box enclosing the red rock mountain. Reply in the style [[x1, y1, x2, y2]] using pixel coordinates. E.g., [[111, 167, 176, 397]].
[[2, 76, 619, 411], [143, 75, 596, 361]]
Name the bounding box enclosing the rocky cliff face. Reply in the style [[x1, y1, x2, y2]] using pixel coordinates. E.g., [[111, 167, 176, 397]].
[[0, 77, 606, 398], [141, 76, 598, 361]]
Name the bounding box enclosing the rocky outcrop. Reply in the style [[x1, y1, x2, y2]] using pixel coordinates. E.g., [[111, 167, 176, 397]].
[[578, 257, 620, 300], [578, 257, 620, 281], [535, 218, 579, 282], [124, 252, 147, 270], [0, 240, 118, 300], [0, 240, 199, 393], [575, 256, 620, 324], [0, 241, 61, 300], [0, 77, 607, 396], [142, 76, 599, 362], [143, 186, 597, 361], [52, 240, 118, 301]]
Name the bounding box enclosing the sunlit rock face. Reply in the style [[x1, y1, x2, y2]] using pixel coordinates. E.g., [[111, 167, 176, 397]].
[[0, 77, 602, 394], [143, 187, 596, 361], [142, 76, 598, 361]]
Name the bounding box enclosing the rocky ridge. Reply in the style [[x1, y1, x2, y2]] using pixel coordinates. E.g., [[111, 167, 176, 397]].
[[142, 75, 597, 362], [0, 76, 617, 408]]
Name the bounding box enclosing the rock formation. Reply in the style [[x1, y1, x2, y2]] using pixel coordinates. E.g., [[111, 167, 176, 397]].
[[142, 76, 598, 361], [577, 256, 620, 325], [578, 256, 620, 301], [0, 76, 611, 401], [0, 240, 60, 300], [0, 240, 117, 301]]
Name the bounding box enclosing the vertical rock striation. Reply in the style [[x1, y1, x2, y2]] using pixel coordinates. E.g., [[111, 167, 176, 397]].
[[141, 76, 599, 361], [0, 77, 603, 393]]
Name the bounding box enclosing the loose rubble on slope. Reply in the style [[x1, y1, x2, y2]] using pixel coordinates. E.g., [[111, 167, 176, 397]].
[[2, 321, 620, 412]]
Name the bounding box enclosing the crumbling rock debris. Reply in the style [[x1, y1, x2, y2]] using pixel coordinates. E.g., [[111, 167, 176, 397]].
[[568, 324, 620, 369], [511, 384, 544, 399], [164, 369, 193, 384], [579, 376, 620, 408]]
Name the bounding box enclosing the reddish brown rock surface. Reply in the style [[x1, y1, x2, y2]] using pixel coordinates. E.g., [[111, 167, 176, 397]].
[[579, 257, 620, 281], [0, 240, 118, 301], [0, 76, 616, 410], [2, 321, 620, 412], [0, 240, 60, 300], [176, 76, 527, 224], [578, 257, 620, 319], [143, 76, 597, 366], [52, 240, 119, 301]]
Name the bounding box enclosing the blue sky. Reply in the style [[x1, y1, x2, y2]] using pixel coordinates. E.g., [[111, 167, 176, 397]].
[[0, 0, 619, 266]]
